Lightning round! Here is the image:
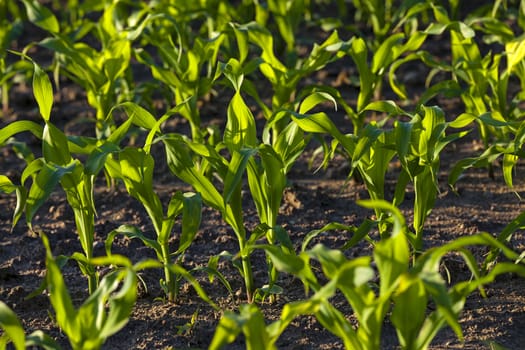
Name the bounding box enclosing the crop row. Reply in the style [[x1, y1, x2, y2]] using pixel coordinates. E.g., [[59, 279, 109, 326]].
[[1, 1, 525, 349]]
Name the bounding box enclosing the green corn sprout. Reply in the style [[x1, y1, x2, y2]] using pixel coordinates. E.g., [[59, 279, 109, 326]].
[[231, 22, 348, 137], [135, 10, 226, 142], [0, 59, 156, 293], [212, 200, 525, 350], [22, 0, 139, 139], [43, 234, 137, 350], [254, 0, 310, 59], [105, 145, 205, 302]]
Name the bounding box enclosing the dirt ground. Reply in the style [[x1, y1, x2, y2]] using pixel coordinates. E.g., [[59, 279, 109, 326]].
[[2, 4, 525, 350]]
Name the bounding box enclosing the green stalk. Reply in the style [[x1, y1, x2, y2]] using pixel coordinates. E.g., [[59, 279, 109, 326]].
[[160, 242, 176, 302], [236, 228, 254, 303], [72, 206, 97, 294], [240, 248, 254, 303]]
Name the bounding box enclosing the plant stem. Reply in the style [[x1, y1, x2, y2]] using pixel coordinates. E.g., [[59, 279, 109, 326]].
[[241, 254, 254, 303], [238, 233, 254, 303], [161, 242, 176, 302]]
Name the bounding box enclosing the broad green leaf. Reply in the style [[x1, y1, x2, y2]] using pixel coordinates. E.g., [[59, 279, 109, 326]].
[[274, 121, 306, 172], [316, 299, 360, 350], [364, 100, 407, 116], [0, 301, 25, 350], [223, 148, 256, 205], [261, 245, 319, 290], [0, 175, 17, 193], [224, 92, 257, 151], [502, 153, 518, 188], [372, 33, 404, 74], [41, 234, 77, 341], [21, 0, 59, 33], [0, 120, 43, 145], [117, 102, 157, 131], [209, 310, 243, 350], [163, 136, 223, 211], [299, 91, 337, 114], [42, 123, 71, 166], [32, 62, 53, 122], [177, 192, 202, 254], [105, 225, 161, 259], [413, 167, 437, 244], [506, 39, 525, 73], [85, 142, 120, 175], [374, 229, 409, 296], [257, 145, 286, 225], [26, 162, 75, 225], [239, 304, 274, 350], [25, 330, 61, 350], [308, 244, 347, 278], [292, 112, 355, 154], [449, 113, 476, 128], [98, 269, 137, 339], [119, 147, 163, 233], [391, 275, 427, 348], [394, 120, 414, 165], [347, 37, 373, 112]]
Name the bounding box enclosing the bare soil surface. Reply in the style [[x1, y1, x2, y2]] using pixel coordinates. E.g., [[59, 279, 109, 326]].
[[2, 4, 525, 349]]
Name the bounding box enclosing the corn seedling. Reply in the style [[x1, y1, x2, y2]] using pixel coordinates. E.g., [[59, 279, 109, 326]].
[[106, 145, 204, 302], [22, 0, 138, 138], [43, 234, 138, 350], [212, 200, 525, 350], [135, 11, 226, 142]]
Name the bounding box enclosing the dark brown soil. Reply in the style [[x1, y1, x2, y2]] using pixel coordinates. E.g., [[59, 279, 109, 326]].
[[2, 4, 525, 350]]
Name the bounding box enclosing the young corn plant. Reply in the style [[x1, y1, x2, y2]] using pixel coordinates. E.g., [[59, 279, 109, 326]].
[[156, 62, 278, 302], [345, 28, 429, 132], [211, 200, 525, 350], [160, 122, 259, 303], [0, 58, 158, 293], [253, 0, 310, 60], [0, 58, 100, 292], [427, 3, 525, 162], [42, 233, 137, 350], [105, 145, 204, 303], [135, 14, 225, 142], [22, 0, 138, 138], [0, 234, 142, 350], [231, 22, 349, 138]]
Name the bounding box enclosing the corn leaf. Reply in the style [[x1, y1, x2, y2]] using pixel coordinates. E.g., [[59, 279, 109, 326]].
[[21, 0, 59, 33], [0, 301, 25, 350], [42, 123, 72, 166], [26, 162, 76, 226], [105, 225, 162, 259], [176, 192, 202, 254], [391, 275, 427, 348], [42, 234, 77, 343], [0, 120, 43, 145], [118, 148, 163, 234], [225, 92, 257, 151], [32, 62, 53, 122]]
